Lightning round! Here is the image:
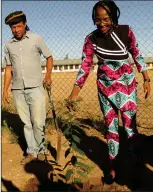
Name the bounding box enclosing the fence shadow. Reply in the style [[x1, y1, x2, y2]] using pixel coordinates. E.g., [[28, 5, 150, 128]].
[[24, 160, 78, 192], [77, 117, 107, 136], [1, 110, 27, 155]]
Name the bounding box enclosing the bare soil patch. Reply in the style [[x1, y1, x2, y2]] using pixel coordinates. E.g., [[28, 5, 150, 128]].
[[1, 70, 153, 191]]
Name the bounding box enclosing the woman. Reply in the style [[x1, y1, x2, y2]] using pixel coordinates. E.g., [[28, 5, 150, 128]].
[[67, 0, 151, 183]]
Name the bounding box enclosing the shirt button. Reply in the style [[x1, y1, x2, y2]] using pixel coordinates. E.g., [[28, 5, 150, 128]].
[[20, 48, 22, 51]]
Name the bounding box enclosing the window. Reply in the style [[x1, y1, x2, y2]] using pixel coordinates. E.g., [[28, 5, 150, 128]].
[[75, 65, 79, 69], [41, 66, 45, 70], [64, 65, 68, 70], [70, 65, 73, 69], [59, 66, 63, 70], [54, 66, 57, 70]]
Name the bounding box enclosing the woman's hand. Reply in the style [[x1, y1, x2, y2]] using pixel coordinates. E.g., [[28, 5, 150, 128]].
[[66, 99, 77, 112], [143, 81, 151, 99], [66, 86, 81, 111]]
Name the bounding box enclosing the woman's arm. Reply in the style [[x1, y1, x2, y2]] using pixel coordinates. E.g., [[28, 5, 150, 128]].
[[128, 26, 151, 98], [68, 36, 95, 101]]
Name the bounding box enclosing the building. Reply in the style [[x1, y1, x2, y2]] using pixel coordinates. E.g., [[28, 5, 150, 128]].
[[42, 56, 153, 73], [41, 58, 82, 73], [1, 57, 153, 74]]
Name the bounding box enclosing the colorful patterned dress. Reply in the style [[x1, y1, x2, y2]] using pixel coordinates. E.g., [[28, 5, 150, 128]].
[[74, 25, 147, 160]]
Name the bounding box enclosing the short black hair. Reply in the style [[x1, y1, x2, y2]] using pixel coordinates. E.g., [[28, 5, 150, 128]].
[[10, 21, 30, 31], [92, 0, 120, 26]]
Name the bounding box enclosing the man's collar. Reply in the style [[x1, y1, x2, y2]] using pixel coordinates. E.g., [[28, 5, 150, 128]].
[[10, 32, 30, 43]]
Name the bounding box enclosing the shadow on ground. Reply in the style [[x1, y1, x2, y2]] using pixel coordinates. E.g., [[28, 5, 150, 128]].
[[1, 177, 20, 191], [24, 160, 78, 192], [2, 110, 27, 155], [61, 120, 153, 191], [2, 111, 153, 191], [116, 128, 153, 191]]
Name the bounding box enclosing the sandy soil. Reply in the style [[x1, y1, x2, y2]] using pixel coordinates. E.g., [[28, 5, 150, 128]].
[[2, 121, 153, 192], [1, 70, 153, 191]]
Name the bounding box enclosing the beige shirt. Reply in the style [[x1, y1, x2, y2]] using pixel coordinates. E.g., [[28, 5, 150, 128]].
[[4, 32, 52, 89]]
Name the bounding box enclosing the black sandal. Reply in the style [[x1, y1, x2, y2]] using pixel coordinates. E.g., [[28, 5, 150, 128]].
[[103, 169, 116, 184]]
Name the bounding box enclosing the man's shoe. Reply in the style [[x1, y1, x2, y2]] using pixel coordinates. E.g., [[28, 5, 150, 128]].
[[37, 153, 46, 161], [21, 154, 37, 165]]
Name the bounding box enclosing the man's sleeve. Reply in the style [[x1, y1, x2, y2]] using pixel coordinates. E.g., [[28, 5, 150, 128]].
[[37, 35, 52, 58], [4, 45, 12, 66]]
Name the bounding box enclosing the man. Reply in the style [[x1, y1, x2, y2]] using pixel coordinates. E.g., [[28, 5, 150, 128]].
[[3, 11, 53, 164]]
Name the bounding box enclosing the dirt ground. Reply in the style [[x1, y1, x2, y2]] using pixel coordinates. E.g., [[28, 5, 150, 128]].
[[1, 70, 153, 191], [2, 70, 153, 128], [2, 119, 153, 192]]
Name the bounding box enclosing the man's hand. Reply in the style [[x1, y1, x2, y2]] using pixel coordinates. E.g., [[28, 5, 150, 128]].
[[43, 73, 52, 86], [3, 91, 9, 105], [2, 65, 12, 106], [44, 56, 53, 87], [144, 81, 151, 99]]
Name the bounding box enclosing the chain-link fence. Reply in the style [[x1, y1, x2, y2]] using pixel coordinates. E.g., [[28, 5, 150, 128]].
[[2, 1, 153, 130]]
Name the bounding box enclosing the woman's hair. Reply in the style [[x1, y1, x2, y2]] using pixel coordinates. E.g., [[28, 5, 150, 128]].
[[92, 0, 120, 26]]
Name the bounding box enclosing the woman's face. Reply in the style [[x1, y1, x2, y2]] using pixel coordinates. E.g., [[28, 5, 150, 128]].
[[95, 6, 112, 34]]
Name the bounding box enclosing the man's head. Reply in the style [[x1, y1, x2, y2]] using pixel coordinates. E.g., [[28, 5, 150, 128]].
[[5, 11, 29, 40]]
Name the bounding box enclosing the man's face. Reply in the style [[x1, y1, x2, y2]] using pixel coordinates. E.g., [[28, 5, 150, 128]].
[[95, 6, 112, 34], [10, 21, 26, 40]]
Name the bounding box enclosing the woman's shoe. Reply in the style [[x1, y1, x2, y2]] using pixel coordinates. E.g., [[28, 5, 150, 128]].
[[103, 169, 116, 184]]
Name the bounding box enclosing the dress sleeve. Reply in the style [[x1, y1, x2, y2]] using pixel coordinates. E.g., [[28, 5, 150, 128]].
[[74, 36, 94, 88], [128, 26, 147, 72]]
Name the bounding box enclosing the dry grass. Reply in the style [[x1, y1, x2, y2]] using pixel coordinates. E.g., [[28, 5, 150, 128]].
[[1, 69, 153, 129]]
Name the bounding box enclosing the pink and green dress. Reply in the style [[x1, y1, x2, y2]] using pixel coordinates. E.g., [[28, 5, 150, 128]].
[[74, 25, 147, 160]]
